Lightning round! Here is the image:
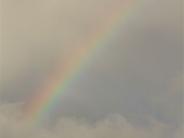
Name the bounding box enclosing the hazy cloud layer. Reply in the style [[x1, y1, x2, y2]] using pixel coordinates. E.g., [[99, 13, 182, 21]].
[[0, 104, 181, 138]]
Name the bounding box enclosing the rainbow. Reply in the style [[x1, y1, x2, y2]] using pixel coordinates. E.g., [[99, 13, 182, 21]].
[[24, 0, 136, 124]]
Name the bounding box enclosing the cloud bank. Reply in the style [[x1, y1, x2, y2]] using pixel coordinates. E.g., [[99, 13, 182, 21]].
[[0, 104, 180, 138]]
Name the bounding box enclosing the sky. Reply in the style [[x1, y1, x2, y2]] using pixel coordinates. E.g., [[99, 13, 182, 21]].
[[0, 0, 183, 138]]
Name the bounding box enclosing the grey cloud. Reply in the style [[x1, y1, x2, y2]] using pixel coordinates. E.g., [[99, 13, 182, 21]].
[[0, 104, 179, 138]]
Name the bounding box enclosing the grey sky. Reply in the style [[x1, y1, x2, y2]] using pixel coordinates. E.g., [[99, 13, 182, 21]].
[[0, 0, 183, 137]]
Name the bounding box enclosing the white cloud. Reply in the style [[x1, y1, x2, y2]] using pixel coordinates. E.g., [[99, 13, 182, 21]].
[[0, 103, 179, 138]]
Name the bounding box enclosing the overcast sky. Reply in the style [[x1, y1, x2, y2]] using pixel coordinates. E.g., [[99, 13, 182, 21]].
[[0, 0, 183, 138]]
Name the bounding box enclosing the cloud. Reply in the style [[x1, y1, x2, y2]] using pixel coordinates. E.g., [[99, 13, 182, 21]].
[[0, 103, 180, 138]]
